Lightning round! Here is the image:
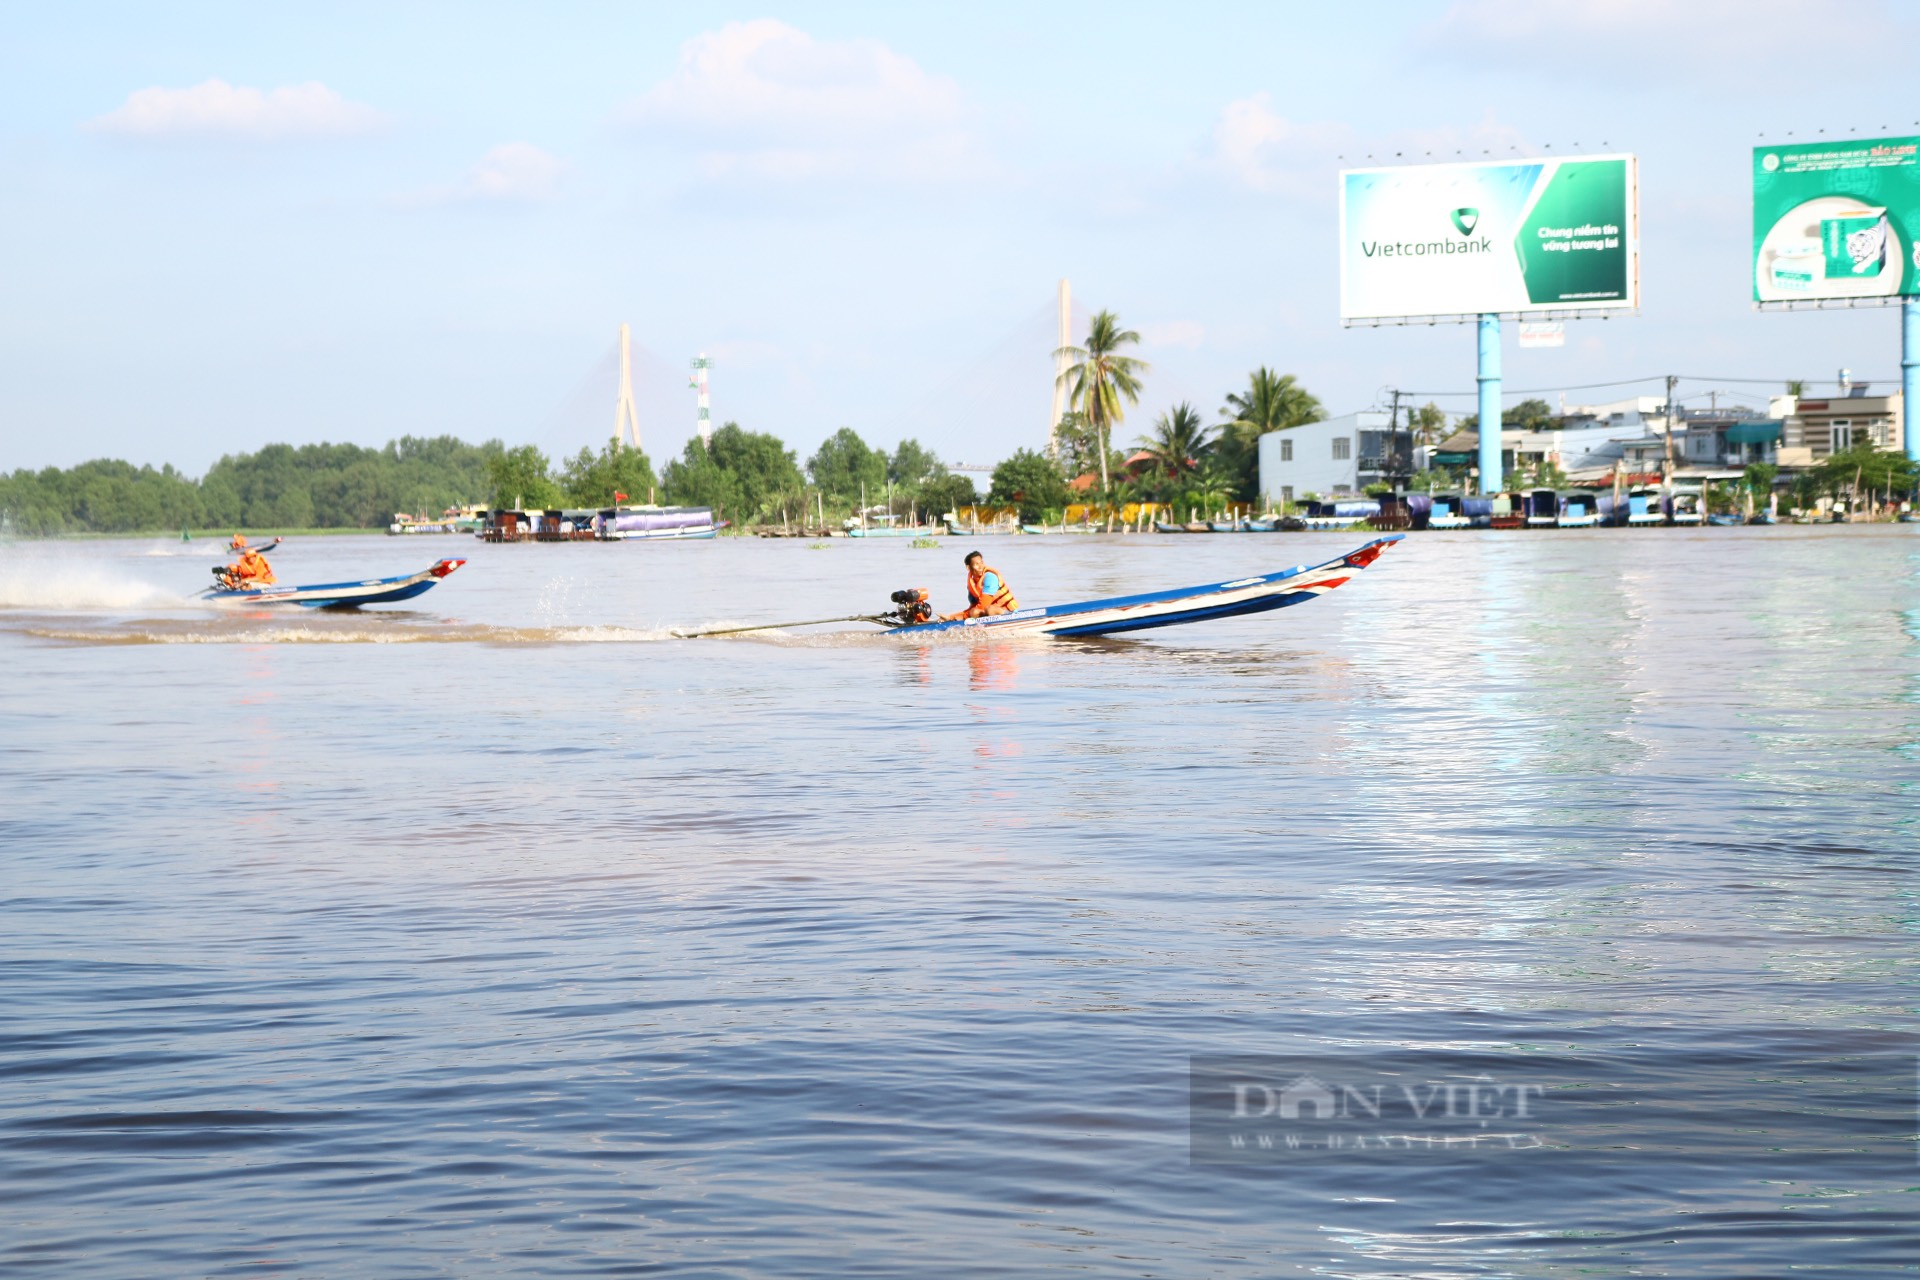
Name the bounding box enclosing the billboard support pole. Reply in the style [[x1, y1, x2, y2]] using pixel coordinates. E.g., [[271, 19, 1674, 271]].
[[1477, 314, 1502, 495], [1904, 299, 1920, 463]]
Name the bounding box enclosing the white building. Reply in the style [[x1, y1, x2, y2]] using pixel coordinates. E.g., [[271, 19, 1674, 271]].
[[1559, 395, 1666, 430], [1257, 411, 1392, 507]]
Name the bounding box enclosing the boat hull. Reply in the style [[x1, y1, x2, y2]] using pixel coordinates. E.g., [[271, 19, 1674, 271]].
[[202, 559, 465, 608], [601, 525, 720, 540], [887, 536, 1402, 639]]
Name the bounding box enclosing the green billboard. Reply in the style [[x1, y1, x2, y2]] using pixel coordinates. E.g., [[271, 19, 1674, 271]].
[[1753, 136, 1920, 303], [1341, 155, 1637, 320]]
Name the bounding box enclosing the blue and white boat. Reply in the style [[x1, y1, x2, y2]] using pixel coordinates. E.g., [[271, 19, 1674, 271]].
[[1624, 487, 1665, 526], [1299, 499, 1378, 531], [1556, 491, 1601, 528], [886, 536, 1402, 638], [201, 559, 466, 608], [1523, 489, 1561, 528], [1426, 492, 1471, 529]]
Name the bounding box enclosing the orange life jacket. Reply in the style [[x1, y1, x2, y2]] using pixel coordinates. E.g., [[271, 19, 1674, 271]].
[[232, 550, 275, 584], [966, 565, 1016, 614]]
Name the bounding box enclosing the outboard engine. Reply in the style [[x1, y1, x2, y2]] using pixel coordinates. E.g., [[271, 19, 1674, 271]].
[[887, 587, 934, 626]]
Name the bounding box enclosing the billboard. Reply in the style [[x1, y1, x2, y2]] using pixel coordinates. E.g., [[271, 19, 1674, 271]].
[[1340, 155, 1638, 322], [1753, 136, 1920, 304]]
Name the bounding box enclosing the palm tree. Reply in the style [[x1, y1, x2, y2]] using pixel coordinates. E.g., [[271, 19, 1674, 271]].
[[1056, 310, 1149, 494], [1137, 402, 1213, 479], [1218, 367, 1324, 500]]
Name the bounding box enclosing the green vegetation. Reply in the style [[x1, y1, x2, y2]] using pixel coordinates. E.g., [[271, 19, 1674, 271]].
[[661, 423, 805, 523], [1812, 440, 1918, 503], [486, 445, 563, 511], [1056, 310, 1149, 494], [558, 442, 659, 509], [1, 420, 988, 535], [1135, 403, 1213, 480], [1505, 398, 1555, 432], [1407, 402, 1450, 448], [2, 436, 503, 535], [988, 448, 1070, 523], [807, 427, 888, 505], [1049, 411, 1116, 485], [1217, 368, 1325, 501]]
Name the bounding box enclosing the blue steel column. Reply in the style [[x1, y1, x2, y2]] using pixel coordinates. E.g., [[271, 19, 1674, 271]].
[[1904, 299, 1920, 463], [1477, 314, 1502, 494]]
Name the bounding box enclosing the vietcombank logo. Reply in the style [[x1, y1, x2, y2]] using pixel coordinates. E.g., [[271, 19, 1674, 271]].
[[1360, 207, 1491, 259]]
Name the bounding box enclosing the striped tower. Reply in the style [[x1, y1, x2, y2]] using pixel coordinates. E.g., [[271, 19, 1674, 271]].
[[689, 354, 714, 449]]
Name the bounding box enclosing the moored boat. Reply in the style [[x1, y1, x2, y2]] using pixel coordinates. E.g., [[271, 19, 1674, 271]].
[[1624, 488, 1664, 526], [1556, 490, 1601, 528], [945, 519, 1021, 536], [603, 505, 721, 540], [846, 523, 944, 538], [1427, 491, 1471, 529], [1301, 499, 1377, 531]]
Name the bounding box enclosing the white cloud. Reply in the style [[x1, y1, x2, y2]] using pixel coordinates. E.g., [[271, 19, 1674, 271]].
[[625, 20, 984, 183], [1141, 320, 1206, 350], [1210, 93, 1349, 195], [88, 78, 386, 140], [1421, 0, 1890, 77], [463, 143, 568, 201], [1209, 92, 1528, 194], [397, 143, 569, 208]]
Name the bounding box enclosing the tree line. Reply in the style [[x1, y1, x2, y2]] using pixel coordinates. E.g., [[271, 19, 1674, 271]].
[[0, 428, 985, 535], [484, 428, 981, 526], [0, 436, 502, 536]]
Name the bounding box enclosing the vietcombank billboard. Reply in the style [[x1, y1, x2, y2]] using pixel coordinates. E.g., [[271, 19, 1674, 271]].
[[1753, 137, 1920, 304], [1339, 155, 1638, 322]]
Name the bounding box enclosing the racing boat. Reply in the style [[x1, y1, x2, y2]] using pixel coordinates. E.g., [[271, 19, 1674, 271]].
[[201, 559, 466, 608], [883, 535, 1401, 638]]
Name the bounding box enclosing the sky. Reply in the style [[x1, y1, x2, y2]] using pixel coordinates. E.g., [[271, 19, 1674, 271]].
[[3, 0, 1918, 475]]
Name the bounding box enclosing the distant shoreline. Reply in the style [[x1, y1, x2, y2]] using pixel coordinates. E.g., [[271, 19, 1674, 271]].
[[11, 527, 383, 540]]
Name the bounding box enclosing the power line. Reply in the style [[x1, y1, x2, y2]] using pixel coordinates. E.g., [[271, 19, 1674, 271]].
[[1394, 374, 1891, 400], [1394, 376, 1663, 397]]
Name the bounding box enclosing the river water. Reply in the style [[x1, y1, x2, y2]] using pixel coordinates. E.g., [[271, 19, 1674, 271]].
[[1, 528, 1915, 1277]]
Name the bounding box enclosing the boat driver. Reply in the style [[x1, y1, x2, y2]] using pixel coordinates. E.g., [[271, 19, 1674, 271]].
[[943, 550, 1016, 621], [225, 534, 276, 586]]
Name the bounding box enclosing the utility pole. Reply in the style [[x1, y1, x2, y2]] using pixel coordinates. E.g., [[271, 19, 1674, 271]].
[[1663, 373, 1678, 481], [1388, 388, 1405, 489]]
